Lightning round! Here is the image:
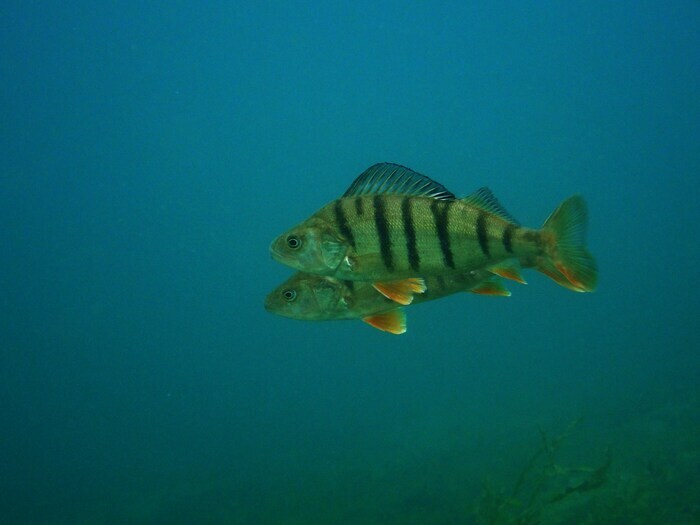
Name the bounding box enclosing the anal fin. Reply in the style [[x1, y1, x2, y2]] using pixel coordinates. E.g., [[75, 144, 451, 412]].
[[470, 280, 512, 297], [362, 310, 407, 334], [488, 261, 527, 285], [373, 278, 427, 305]]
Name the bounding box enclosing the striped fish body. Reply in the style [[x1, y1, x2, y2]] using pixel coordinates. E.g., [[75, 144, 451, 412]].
[[314, 193, 540, 281], [270, 163, 597, 292], [264, 269, 509, 334]]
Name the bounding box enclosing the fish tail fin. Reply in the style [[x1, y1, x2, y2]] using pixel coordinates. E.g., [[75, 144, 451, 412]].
[[539, 195, 598, 292]]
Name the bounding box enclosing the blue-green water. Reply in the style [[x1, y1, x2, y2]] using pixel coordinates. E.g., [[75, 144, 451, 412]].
[[2, 2, 699, 523]]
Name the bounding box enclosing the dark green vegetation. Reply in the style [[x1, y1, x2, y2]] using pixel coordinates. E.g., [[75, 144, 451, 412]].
[[473, 399, 700, 525], [474, 418, 611, 525]]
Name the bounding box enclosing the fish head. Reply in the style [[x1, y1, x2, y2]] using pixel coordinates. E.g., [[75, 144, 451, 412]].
[[264, 272, 351, 320], [269, 217, 347, 275]]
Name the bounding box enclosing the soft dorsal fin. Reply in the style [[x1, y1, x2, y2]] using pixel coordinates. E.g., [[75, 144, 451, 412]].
[[343, 163, 456, 201], [362, 309, 407, 334], [461, 188, 520, 225]]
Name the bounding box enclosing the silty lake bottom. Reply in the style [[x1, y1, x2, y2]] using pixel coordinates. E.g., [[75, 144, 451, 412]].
[[10, 380, 700, 524]]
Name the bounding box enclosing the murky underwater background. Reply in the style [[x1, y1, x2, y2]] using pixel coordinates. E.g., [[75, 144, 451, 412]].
[[1, 2, 699, 523]]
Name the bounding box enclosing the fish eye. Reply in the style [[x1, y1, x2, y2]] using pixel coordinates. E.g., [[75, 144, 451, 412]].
[[286, 235, 302, 249], [282, 289, 297, 302]]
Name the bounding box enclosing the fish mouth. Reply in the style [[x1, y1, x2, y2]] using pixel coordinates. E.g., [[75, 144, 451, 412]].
[[263, 295, 273, 312], [263, 292, 283, 315], [269, 238, 289, 264], [269, 237, 307, 272]]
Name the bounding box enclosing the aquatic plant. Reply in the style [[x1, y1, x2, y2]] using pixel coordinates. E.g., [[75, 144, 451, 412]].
[[474, 418, 611, 525]]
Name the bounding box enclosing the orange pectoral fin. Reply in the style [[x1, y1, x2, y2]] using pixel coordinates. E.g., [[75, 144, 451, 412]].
[[470, 280, 512, 297], [373, 278, 427, 305], [362, 310, 407, 334], [488, 261, 527, 285]]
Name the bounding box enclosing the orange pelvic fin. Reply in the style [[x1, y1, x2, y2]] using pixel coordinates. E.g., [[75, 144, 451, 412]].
[[488, 261, 527, 285], [373, 278, 427, 305], [362, 310, 407, 334], [470, 280, 512, 297]]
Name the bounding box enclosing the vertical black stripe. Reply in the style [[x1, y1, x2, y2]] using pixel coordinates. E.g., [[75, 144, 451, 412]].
[[373, 195, 394, 272], [476, 212, 490, 257], [354, 196, 363, 216], [343, 279, 355, 292], [401, 197, 420, 272], [502, 224, 515, 254], [334, 199, 355, 249], [430, 200, 455, 269]]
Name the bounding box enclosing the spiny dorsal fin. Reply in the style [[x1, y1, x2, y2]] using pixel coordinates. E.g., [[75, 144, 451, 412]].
[[362, 309, 407, 334], [461, 187, 520, 225], [343, 163, 455, 201]]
